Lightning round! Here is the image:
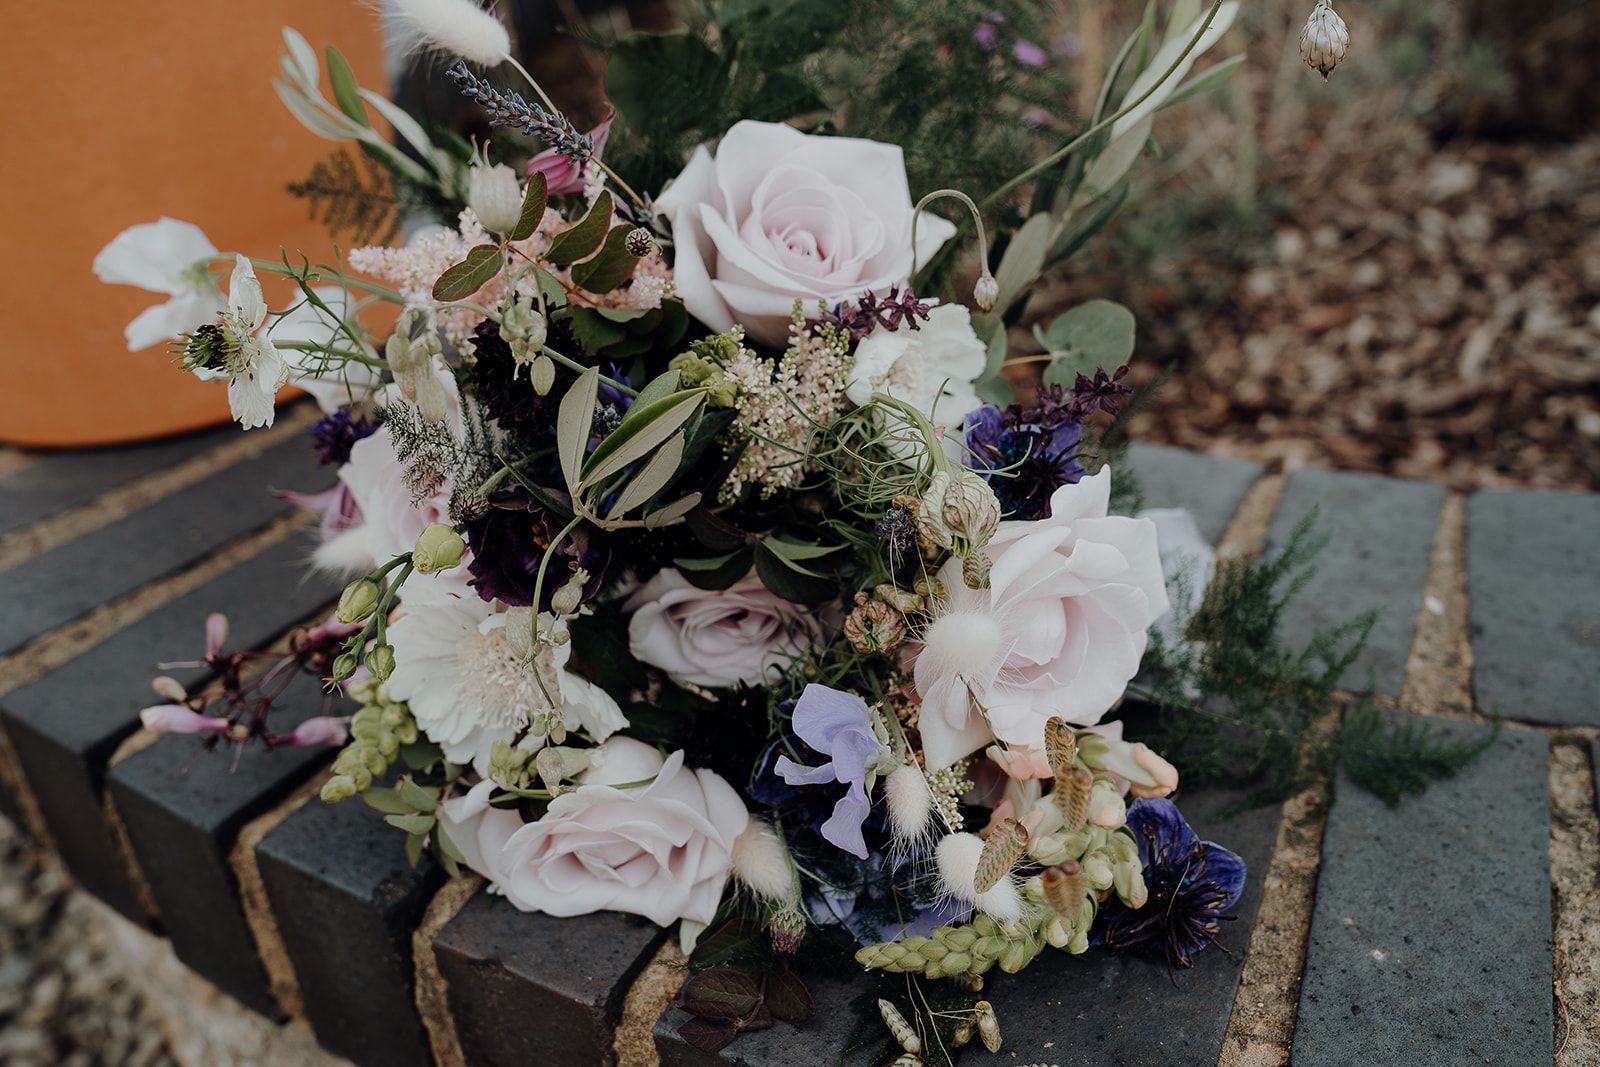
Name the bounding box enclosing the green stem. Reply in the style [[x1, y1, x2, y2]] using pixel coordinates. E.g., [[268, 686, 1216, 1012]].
[[205, 255, 406, 304], [273, 339, 387, 370], [541, 345, 638, 397], [910, 188, 993, 288], [981, 1, 1224, 210]]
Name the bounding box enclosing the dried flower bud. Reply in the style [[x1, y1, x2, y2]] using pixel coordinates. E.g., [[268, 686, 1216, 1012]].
[[1087, 776, 1126, 829], [878, 999, 921, 1054], [919, 468, 1002, 588], [1299, 0, 1349, 80], [412, 523, 467, 574], [974, 1000, 1002, 1053], [844, 595, 908, 654], [337, 577, 382, 624], [467, 160, 524, 233], [973, 271, 999, 312], [366, 643, 396, 683], [550, 568, 590, 616], [873, 583, 924, 614], [151, 675, 188, 702], [1041, 860, 1089, 918], [625, 226, 655, 257]]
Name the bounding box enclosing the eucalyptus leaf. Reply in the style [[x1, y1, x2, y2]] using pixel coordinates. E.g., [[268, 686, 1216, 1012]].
[[509, 171, 549, 242], [398, 776, 438, 812], [1041, 300, 1137, 387], [385, 812, 436, 835], [557, 366, 602, 494], [360, 787, 410, 815], [324, 45, 368, 126], [992, 213, 1057, 314], [547, 191, 614, 265], [572, 225, 643, 293], [432, 244, 502, 302]]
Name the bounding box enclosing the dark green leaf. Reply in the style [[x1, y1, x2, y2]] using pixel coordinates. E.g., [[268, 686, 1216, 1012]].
[[680, 968, 760, 1022], [764, 962, 813, 1025], [1041, 299, 1137, 387], [386, 812, 436, 835], [405, 830, 424, 867], [572, 225, 643, 294], [754, 543, 836, 604], [398, 776, 438, 812], [564, 307, 629, 352], [688, 917, 764, 968], [605, 34, 729, 137], [546, 191, 613, 265], [675, 547, 754, 590], [676, 1018, 737, 1054], [432, 243, 502, 302], [508, 170, 548, 242], [361, 787, 410, 815], [324, 45, 369, 126]]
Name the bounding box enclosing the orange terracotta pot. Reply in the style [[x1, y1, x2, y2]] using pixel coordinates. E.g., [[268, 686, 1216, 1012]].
[[1, 1, 390, 447]]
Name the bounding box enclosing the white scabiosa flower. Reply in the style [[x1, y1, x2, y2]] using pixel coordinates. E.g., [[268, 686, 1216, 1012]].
[[467, 161, 524, 234], [1300, 0, 1349, 80], [93, 218, 224, 351], [935, 832, 1023, 921], [386, 0, 511, 66], [730, 818, 795, 904]]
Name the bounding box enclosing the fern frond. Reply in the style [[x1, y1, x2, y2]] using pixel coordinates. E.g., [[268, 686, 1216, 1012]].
[[288, 148, 403, 245]]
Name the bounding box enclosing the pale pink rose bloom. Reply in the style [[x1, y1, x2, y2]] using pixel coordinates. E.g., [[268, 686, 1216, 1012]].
[[626, 568, 819, 689], [437, 737, 749, 927], [913, 467, 1169, 769], [653, 120, 956, 345]]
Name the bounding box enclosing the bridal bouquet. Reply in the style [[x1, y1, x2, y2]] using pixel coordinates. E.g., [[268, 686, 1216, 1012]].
[[98, 0, 1278, 1056]]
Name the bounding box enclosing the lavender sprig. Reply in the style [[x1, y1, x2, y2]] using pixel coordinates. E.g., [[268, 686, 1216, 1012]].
[[445, 61, 592, 162]]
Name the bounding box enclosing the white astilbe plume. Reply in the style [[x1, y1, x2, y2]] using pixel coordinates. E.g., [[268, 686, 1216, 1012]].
[[885, 763, 935, 858], [730, 818, 795, 904], [935, 833, 1022, 921], [385, 0, 511, 66]]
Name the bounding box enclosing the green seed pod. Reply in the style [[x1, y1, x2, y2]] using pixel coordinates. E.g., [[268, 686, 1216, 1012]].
[[336, 578, 382, 624], [366, 644, 396, 683], [330, 652, 359, 682]]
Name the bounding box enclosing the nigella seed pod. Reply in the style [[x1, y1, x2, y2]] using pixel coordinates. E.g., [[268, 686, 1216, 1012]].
[[1299, 0, 1349, 79], [1055, 766, 1092, 832], [888, 1055, 923, 1067], [974, 817, 1029, 893], [1041, 860, 1088, 919], [625, 226, 655, 257], [974, 1000, 1002, 1053], [878, 999, 921, 1054]]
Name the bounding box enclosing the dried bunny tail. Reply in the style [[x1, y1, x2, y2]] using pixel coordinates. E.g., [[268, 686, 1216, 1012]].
[[730, 818, 795, 905], [935, 833, 1023, 922], [885, 762, 935, 858], [384, 0, 511, 66]]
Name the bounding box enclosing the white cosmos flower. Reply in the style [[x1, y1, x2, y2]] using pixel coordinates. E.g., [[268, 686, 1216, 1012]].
[[271, 287, 383, 414], [845, 303, 986, 457], [386, 591, 627, 770], [189, 256, 290, 429], [92, 218, 224, 351]]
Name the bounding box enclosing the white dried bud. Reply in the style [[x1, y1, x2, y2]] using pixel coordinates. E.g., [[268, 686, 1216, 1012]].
[[1299, 0, 1349, 80], [529, 354, 556, 395], [730, 818, 796, 904], [550, 568, 590, 616], [468, 161, 524, 233], [918, 468, 1001, 553], [973, 272, 999, 312], [501, 292, 548, 366]]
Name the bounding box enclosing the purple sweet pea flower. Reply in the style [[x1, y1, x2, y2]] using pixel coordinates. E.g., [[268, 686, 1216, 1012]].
[[775, 684, 889, 859]]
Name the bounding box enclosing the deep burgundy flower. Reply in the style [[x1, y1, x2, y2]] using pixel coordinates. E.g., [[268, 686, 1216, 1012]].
[[1066, 363, 1134, 420], [1096, 798, 1246, 970], [463, 485, 609, 610], [831, 285, 932, 340], [470, 319, 563, 440], [308, 409, 377, 466]]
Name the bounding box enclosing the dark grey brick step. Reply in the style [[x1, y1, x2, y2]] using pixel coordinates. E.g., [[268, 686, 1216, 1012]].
[[432, 889, 668, 1066], [0, 531, 333, 918], [1123, 442, 1265, 543], [1466, 489, 1600, 727], [257, 796, 444, 1066], [0, 424, 235, 536], [654, 968, 867, 1067], [106, 696, 337, 1014], [979, 785, 1281, 1067], [1292, 713, 1550, 1065], [0, 435, 330, 655], [1265, 468, 1445, 697]]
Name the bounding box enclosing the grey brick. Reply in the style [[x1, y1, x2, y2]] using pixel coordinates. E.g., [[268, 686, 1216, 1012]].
[[1266, 468, 1444, 696], [0, 532, 333, 918], [257, 795, 444, 1065], [1466, 489, 1600, 727], [654, 967, 869, 1067], [433, 889, 667, 1066], [0, 436, 330, 654], [1292, 714, 1550, 1065], [106, 697, 336, 1014], [1123, 442, 1264, 543], [0, 424, 234, 535]]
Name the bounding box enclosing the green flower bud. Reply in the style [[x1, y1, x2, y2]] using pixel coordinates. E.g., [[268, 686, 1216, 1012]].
[[336, 577, 382, 624], [529, 354, 556, 396], [330, 652, 359, 682], [320, 775, 358, 803], [412, 524, 467, 574], [366, 643, 396, 683]]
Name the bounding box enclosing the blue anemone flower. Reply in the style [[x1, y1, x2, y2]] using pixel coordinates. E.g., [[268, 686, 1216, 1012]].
[[1098, 797, 1247, 969]]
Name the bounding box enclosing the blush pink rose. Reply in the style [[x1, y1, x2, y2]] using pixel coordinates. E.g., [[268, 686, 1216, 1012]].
[[653, 120, 957, 345], [626, 568, 820, 689], [912, 467, 1170, 769], [436, 737, 749, 927]]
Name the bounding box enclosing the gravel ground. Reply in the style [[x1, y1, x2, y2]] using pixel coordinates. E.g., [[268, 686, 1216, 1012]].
[[0, 817, 175, 1067]]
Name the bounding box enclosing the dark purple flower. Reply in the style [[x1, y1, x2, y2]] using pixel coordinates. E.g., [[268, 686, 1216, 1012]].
[[1097, 798, 1246, 969], [775, 685, 891, 859], [1066, 363, 1134, 420], [961, 384, 1088, 520], [308, 409, 377, 466], [470, 319, 562, 440], [831, 286, 931, 341], [1012, 39, 1048, 67], [463, 485, 609, 610]]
